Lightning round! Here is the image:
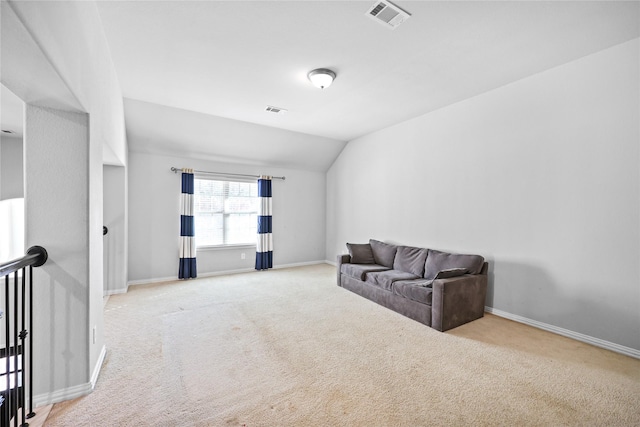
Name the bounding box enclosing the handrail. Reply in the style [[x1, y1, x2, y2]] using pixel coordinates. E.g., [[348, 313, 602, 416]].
[[0, 246, 48, 277]]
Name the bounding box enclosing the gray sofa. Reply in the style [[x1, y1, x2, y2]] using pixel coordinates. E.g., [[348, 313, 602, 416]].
[[337, 239, 488, 332]]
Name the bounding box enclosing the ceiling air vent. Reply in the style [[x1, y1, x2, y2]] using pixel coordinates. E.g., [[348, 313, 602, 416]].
[[265, 106, 288, 115], [366, 1, 411, 29]]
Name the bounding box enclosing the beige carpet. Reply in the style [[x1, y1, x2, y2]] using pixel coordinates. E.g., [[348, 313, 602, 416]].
[[45, 264, 640, 426]]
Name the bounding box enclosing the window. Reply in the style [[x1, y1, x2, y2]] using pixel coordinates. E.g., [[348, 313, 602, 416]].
[[193, 178, 258, 247]]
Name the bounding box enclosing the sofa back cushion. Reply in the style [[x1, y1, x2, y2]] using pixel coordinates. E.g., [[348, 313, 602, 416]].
[[346, 243, 375, 264], [393, 246, 429, 277], [424, 249, 484, 280], [369, 239, 398, 268]]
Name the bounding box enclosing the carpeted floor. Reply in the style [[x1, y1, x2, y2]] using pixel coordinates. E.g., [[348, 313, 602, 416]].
[[45, 264, 640, 426]]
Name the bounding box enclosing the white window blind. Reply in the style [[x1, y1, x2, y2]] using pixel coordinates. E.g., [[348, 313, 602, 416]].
[[193, 178, 258, 247]]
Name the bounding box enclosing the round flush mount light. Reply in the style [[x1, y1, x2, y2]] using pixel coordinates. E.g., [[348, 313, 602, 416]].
[[307, 68, 336, 89]]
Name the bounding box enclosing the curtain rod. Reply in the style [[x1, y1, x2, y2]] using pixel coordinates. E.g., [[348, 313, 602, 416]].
[[170, 167, 285, 180]]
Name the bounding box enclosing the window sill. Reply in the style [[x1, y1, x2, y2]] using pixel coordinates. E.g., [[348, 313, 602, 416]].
[[196, 244, 256, 252]]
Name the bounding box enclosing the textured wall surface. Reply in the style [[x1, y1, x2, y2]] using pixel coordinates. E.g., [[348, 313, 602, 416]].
[[25, 104, 91, 396]]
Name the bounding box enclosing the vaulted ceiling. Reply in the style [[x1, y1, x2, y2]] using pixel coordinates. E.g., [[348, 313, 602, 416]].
[[1, 84, 23, 139], [3, 1, 639, 171]]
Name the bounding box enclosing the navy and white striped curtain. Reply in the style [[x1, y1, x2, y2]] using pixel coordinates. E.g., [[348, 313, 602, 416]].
[[256, 176, 273, 270], [179, 169, 197, 279]]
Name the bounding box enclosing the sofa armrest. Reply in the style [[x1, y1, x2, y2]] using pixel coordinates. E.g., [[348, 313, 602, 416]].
[[431, 274, 487, 332], [336, 254, 351, 286], [338, 254, 351, 264]]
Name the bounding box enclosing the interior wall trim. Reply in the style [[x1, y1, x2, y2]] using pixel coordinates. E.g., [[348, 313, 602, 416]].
[[91, 345, 107, 389], [104, 287, 128, 296], [33, 382, 92, 408], [32, 344, 106, 407], [485, 306, 640, 359], [126, 260, 328, 288]]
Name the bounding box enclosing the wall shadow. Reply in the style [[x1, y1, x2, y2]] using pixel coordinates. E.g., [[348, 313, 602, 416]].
[[33, 259, 88, 399]]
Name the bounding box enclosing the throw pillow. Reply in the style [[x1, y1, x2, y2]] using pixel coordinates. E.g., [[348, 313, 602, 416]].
[[424, 249, 484, 280], [346, 243, 375, 264], [369, 239, 398, 268], [393, 246, 429, 277], [419, 269, 468, 287], [434, 268, 468, 279]]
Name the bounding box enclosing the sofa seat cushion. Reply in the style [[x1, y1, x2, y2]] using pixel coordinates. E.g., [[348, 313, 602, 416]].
[[424, 249, 485, 280], [392, 280, 434, 306], [341, 263, 389, 281], [365, 270, 420, 291]]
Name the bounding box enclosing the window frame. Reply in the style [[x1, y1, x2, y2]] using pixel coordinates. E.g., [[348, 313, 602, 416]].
[[192, 175, 258, 250]]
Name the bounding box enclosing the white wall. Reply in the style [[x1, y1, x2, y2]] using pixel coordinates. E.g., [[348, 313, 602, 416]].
[[0, 134, 23, 200], [104, 165, 128, 294], [128, 151, 326, 283], [327, 39, 639, 353], [7, 2, 128, 167], [25, 105, 91, 398], [3, 0, 128, 403]]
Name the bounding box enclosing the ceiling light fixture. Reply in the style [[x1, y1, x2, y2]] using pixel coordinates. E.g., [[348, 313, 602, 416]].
[[307, 68, 336, 90]]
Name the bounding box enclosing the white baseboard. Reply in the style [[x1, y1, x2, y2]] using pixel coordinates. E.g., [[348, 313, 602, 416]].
[[485, 306, 640, 359], [104, 287, 128, 296], [325, 259, 337, 267], [127, 275, 180, 286], [32, 345, 106, 407], [127, 260, 328, 287], [91, 345, 107, 388], [272, 260, 327, 269], [33, 382, 92, 408]]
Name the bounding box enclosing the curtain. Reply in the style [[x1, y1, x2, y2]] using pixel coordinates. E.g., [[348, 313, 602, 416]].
[[179, 169, 197, 279], [256, 175, 273, 270]]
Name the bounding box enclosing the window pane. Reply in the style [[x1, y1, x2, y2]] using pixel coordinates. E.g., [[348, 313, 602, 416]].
[[225, 181, 257, 213], [194, 180, 224, 213], [226, 213, 257, 245], [193, 178, 258, 247], [195, 213, 223, 246]]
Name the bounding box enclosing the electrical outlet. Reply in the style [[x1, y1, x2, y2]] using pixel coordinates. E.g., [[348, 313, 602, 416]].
[[241, 253, 246, 260]]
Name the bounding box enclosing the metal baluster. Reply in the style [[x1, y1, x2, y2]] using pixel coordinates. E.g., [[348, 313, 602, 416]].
[[19, 268, 27, 427], [5, 274, 11, 427], [2, 275, 11, 426], [13, 271, 18, 427], [25, 266, 34, 421], [0, 248, 47, 426]]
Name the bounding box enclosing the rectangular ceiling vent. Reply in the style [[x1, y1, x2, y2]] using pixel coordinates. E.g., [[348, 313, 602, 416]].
[[366, 1, 411, 29], [265, 106, 288, 115]]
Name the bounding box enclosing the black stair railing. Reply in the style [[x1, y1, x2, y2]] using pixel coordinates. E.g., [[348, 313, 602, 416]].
[[0, 246, 47, 427]]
